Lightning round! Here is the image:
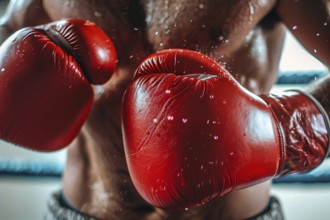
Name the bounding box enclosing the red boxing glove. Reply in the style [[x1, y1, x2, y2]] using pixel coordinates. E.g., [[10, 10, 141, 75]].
[[0, 19, 117, 151], [122, 49, 330, 209]]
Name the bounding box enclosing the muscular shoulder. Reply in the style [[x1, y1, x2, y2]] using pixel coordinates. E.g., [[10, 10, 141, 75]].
[[1, 0, 50, 30], [143, 0, 279, 52]]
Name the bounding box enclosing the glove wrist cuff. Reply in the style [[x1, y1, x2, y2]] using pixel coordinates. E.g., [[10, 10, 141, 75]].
[[286, 89, 330, 158], [262, 90, 330, 176]]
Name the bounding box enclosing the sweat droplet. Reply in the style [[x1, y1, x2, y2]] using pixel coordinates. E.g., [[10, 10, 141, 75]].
[[182, 118, 188, 123], [165, 89, 171, 94], [214, 136, 219, 140], [94, 11, 101, 17], [153, 118, 158, 123], [292, 26, 297, 30], [1, 68, 5, 72], [167, 116, 174, 120], [209, 95, 214, 99]]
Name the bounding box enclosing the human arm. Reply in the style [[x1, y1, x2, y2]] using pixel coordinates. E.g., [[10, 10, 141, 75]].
[[276, 0, 330, 67], [276, 0, 330, 149], [0, 0, 50, 43]]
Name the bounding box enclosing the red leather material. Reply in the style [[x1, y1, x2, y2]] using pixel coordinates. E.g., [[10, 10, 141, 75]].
[[122, 49, 282, 209], [261, 91, 329, 175], [0, 19, 117, 151], [122, 49, 329, 210], [42, 19, 117, 84], [134, 49, 227, 78]]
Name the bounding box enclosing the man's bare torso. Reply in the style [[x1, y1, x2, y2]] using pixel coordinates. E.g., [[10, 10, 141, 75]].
[[8, 0, 287, 219]]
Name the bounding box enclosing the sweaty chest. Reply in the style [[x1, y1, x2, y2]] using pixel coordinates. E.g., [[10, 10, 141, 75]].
[[43, 0, 280, 93], [142, 0, 276, 53]]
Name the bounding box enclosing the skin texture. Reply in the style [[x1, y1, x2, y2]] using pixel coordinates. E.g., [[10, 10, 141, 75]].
[[0, 0, 329, 219]]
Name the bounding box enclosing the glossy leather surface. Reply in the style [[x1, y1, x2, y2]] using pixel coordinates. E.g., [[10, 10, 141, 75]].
[[262, 91, 329, 175], [43, 19, 117, 85], [122, 49, 329, 210], [122, 49, 281, 209], [0, 19, 116, 151]]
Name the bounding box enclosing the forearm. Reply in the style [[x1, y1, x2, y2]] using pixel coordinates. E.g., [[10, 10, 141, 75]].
[[0, 0, 51, 44], [306, 73, 330, 158], [307, 73, 330, 117], [0, 23, 12, 44]]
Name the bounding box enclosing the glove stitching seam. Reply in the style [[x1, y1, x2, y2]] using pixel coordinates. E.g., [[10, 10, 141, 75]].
[[263, 96, 286, 177]]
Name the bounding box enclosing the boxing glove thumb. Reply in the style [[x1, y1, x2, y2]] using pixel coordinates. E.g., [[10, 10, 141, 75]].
[[0, 19, 117, 151]]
